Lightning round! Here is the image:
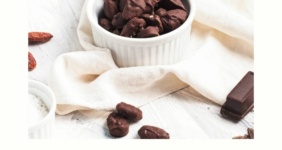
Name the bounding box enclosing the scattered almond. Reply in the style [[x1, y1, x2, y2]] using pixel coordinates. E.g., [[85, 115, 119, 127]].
[[28, 32, 53, 44], [28, 51, 36, 71]]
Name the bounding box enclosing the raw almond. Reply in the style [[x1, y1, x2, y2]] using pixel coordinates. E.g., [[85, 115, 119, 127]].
[[28, 32, 53, 44], [28, 51, 36, 71]]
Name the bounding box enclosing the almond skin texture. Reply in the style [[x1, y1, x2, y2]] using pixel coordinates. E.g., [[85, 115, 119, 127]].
[[28, 51, 36, 71], [28, 32, 53, 44]]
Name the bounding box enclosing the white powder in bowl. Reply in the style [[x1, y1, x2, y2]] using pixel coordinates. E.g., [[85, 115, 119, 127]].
[[29, 93, 49, 126]]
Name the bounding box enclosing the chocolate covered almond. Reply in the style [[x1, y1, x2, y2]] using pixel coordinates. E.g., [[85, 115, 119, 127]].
[[104, 0, 119, 19], [107, 112, 129, 137], [137, 26, 159, 38], [161, 9, 187, 32], [158, 0, 186, 11], [122, 0, 146, 20], [112, 12, 127, 29], [141, 14, 163, 33], [99, 18, 113, 31], [116, 102, 143, 122], [138, 125, 170, 139], [120, 17, 146, 37]]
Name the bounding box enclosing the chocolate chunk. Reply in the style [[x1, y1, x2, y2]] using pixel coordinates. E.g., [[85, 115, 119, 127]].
[[137, 26, 159, 38], [120, 17, 146, 37], [104, 0, 119, 20], [112, 12, 127, 29], [138, 125, 170, 139], [220, 71, 254, 121], [158, 0, 186, 11], [141, 14, 163, 33], [155, 8, 167, 17], [161, 9, 188, 32], [144, 0, 159, 13], [119, 0, 127, 11], [107, 112, 129, 137], [116, 102, 143, 122], [122, 0, 146, 20], [99, 18, 113, 31]]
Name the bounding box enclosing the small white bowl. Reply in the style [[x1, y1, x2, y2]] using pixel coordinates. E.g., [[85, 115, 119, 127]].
[[87, 0, 195, 67], [28, 80, 56, 139]]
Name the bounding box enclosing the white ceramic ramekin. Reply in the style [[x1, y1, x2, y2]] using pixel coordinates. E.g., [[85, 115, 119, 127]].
[[87, 0, 195, 67], [28, 80, 56, 139]]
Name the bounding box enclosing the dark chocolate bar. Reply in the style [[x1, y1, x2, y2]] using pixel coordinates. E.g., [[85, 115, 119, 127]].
[[220, 71, 254, 121]]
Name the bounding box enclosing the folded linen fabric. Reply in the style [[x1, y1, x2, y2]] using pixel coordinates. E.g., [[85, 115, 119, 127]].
[[49, 0, 253, 115]]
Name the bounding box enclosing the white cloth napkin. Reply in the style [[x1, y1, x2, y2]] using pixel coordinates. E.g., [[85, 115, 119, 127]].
[[49, 0, 253, 115]]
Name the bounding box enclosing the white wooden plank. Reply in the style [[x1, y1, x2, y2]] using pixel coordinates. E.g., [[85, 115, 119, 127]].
[[28, 0, 254, 139]]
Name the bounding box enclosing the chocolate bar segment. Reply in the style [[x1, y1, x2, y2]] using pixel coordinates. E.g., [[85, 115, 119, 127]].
[[220, 71, 254, 121]]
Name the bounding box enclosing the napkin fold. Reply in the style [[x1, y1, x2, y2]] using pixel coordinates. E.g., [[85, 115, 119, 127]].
[[49, 0, 253, 115]]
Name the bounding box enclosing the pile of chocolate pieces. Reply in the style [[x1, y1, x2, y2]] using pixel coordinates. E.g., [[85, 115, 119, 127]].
[[99, 0, 189, 38]]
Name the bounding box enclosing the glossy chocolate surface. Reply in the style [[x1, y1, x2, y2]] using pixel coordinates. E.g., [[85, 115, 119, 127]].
[[220, 71, 254, 121]]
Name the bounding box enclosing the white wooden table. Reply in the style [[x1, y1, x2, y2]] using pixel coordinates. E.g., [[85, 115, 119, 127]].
[[28, 0, 253, 139]]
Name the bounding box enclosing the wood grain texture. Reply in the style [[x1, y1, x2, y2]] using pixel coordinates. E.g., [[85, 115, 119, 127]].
[[28, 0, 85, 84], [28, 0, 254, 139]]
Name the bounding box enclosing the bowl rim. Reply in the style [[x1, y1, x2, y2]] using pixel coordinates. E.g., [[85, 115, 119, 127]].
[[28, 79, 56, 132], [87, 0, 196, 44]]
